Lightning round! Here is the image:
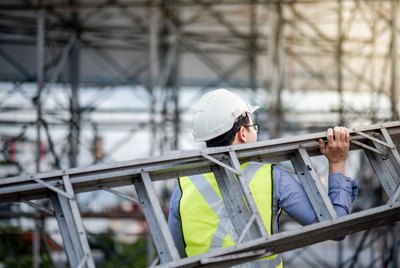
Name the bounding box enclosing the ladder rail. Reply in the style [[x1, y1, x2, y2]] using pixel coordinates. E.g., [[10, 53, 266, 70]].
[[155, 202, 400, 268]]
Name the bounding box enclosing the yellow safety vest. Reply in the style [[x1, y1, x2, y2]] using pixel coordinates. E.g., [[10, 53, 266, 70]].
[[179, 162, 283, 268]]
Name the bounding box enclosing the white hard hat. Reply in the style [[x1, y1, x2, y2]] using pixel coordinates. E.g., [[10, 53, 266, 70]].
[[192, 89, 259, 142]]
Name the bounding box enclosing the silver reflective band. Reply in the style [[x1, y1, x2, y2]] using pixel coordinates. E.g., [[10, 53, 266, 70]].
[[188, 174, 238, 247]]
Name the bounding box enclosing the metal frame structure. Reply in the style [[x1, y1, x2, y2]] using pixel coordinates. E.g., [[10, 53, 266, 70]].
[[0, 0, 400, 267]]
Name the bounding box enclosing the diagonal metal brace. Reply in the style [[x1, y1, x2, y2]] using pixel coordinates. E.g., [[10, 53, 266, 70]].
[[238, 213, 257, 244], [101, 186, 139, 204], [21, 199, 54, 216], [32, 177, 73, 199], [388, 184, 400, 204], [354, 131, 395, 149], [351, 140, 387, 157], [202, 152, 242, 175], [76, 255, 89, 268]]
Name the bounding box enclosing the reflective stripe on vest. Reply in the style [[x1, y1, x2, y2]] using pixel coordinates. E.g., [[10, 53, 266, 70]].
[[179, 162, 283, 268]]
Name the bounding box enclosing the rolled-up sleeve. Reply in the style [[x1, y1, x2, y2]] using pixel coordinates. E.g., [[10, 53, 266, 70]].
[[328, 173, 359, 216]]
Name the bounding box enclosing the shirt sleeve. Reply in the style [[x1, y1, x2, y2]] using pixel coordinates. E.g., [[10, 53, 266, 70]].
[[328, 173, 359, 216], [167, 184, 187, 258], [274, 165, 359, 225]]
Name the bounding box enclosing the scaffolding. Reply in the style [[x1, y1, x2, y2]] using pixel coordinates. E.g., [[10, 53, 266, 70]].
[[0, 0, 399, 267]]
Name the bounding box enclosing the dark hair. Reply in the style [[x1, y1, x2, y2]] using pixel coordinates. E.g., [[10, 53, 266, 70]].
[[206, 113, 250, 147]]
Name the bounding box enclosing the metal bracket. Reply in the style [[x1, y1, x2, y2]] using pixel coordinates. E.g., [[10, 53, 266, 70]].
[[101, 186, 139, 204]]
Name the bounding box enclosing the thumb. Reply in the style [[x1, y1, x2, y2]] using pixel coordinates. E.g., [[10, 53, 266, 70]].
[[319, 139, 326, 155]]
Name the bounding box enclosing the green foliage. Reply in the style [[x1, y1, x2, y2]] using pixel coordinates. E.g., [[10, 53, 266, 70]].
[[0, 224, 151, 268], [91, 234, 149, 268], [0, 225, 52, 268]]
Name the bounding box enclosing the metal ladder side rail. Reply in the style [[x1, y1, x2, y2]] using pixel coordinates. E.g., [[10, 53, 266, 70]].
[[49, 175, 95, 268], [290, 148, 337, 221], [156, 201, 400, 268], [132, 172, 181, 264], [0, 122, 397, 189]]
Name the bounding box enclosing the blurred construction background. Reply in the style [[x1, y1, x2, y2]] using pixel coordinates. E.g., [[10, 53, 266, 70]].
[[0, 0, 399, 267]]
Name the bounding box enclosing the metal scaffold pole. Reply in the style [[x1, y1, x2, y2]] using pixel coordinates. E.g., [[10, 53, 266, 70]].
[[391, 0, 399, 121], [34, 9, 45, 268], [267, 2, 284, 139], [337, 0, 345, 126], [69, 1, 81, 168]]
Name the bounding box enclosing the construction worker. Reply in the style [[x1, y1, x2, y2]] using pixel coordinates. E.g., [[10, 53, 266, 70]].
[[168, 89, 359, 267]]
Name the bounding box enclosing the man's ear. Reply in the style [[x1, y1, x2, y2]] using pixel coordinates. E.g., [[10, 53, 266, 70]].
[[236, 126, 247, 143]]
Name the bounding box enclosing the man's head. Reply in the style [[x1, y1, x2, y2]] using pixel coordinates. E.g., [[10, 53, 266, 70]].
[[192, 89, 259, 147]]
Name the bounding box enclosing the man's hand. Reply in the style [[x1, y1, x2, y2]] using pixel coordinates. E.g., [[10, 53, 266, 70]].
[[318, 126, 350, 175]]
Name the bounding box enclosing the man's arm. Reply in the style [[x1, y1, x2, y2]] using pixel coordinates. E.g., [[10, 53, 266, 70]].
[[276, 166, 358, 225], [167, 185, 187, 258], [277, 126, 358, 225]]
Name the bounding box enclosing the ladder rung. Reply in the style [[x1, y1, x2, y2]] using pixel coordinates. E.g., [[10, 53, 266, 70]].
[[133, 172, 180, 263], [49, 176, 95, 268], [381, 128, 400, 175], [228, 150, 268, 238], [290, 148, 337, 221], [212, 164, 262, 241], [62, 175, 95, 268]]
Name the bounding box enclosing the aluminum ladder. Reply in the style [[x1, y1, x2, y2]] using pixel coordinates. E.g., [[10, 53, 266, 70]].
[[1, 121, 400, 267]]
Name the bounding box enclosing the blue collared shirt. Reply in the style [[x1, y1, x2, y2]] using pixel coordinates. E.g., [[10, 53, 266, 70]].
[[168, 164, 359, 257]]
